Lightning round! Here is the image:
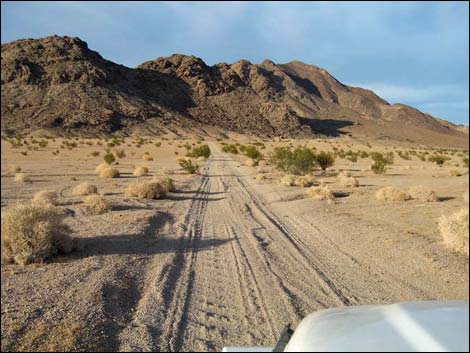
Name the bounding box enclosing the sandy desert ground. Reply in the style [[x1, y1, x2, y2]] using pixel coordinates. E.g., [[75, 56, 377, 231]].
[[1, 134, 469, 352]]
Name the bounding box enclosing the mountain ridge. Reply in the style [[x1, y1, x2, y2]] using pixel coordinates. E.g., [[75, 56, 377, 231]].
[[1, 35, 468, 147]]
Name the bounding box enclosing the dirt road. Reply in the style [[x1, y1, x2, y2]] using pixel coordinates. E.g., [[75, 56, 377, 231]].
[[115, 143, 467, 352]]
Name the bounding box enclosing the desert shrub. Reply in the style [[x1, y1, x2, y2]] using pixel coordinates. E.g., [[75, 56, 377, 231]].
[[188, 144, 211, 158], [1, 203, 73, 265], [155, 142, 162, 147], [370, 151, 394, 165], [103, 153, 116, 165], [295, 175, 315, 187], [280, 174, 296, 186], [243, 146, 262, 161], [152, 176, 176, 192], [448, 169, 462, 177], [178, 158, 199, 174], [72, 182, 98, 196], [463, 157, 469, 168], [9, 165, 21, 173], [375, 187, 411, 202], [337, 170, 351, 178], [125, 181, 166, 199], [245, 158, 258, 167], [429, 155, 447, 167], [32, 191, 58, 206], [14, 173, 31, 183], [196, 156, 206, 162], [371, 160, 387, 174], [315, 151, 335, 171], [258, 160, 267, 167], [95, 163, 109, 174], [269, 147, 317, 175], [113, 149, 126, 159], [83, 195, 111, 215], [338, 176, 359, 188], [99, 167, 120, 178], [90, 151, 100, 157], [307, 185, 335, 201], [439, 208, 469, 255], [408, 186, 438, 202], [222, 144, 238, 154], [142, 154, 154, 161], [256, 173, 268, 182], [133, 166, 149, 177]]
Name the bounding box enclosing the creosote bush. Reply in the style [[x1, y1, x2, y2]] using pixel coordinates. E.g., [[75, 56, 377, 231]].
[[72, 182, 98, 196], [103, 153, 116, 165], [1, 203, 74, 266], [188, 144, 211, 158], [178, 158, 199, 174], [125, 181, 166, 199], [270, 147, 317, 175], [439, 208, 469, 255], [315, 151, 335, 171]]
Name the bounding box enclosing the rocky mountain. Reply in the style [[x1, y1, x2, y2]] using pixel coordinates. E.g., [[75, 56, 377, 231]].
[[1, 35, 468, 147]]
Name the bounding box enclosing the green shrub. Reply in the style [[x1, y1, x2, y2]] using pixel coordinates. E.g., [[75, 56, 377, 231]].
[[429, 155, 447, 167], [222, 144, 238, 154], [243, 146, 262, 161], [315, 151, 335, 171], [371, 160, 386, 174], [188, 144, 211, 158], [103, 153, 116, 165], [178, 159, 200, 174]]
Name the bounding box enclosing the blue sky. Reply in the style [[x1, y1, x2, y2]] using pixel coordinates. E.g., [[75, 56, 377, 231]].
[[2, 1, 469, 125]]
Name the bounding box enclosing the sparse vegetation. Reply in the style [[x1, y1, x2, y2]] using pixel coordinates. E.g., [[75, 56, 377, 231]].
[[315, 151, 335, 171], [222, 144, 238, 154], [269, 147, 317, 175], [1, 203, 73, 265]]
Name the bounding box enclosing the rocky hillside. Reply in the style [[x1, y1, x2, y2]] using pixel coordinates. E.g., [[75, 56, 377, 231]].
[[1, 35, 468, 147]]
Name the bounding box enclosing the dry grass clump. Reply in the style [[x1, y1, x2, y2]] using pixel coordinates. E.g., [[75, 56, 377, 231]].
[[32, 191, 58, 206], [9, 165, 21, 173], [95, 163, 109, 174], [338, 175, 359, 188], [408, 186, 438, 202], [280, 174, 296, 186], [152, 176, 176, 192], [448, 169, 462, 177], [72, 182, 98, 196], [439, 208, 469, 255], [14, 173, 31, 183], [1, 203, 73, 266], [99, 167, 120, 178], [258, 160, 267, 167], [375, 187, 411, 202], [142, 154, 154, 161], [245, 158, 258, 167], [133, 166, 149, 177], [83, 195, 111, 215], [196, 156, 206, 162], [125, 181, 166, 199], [256, 173, 268, 182], [307, 185, 335, 201], [337, 170, 351, 178], [295, 175, 315, 187]]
